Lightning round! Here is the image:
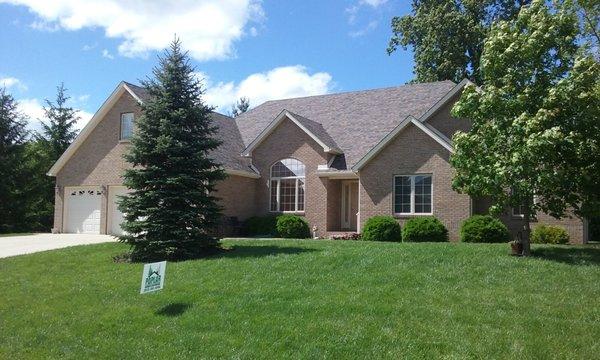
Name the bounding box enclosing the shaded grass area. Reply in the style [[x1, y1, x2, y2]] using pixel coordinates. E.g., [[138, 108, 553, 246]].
[[1, 240, 599, 359]]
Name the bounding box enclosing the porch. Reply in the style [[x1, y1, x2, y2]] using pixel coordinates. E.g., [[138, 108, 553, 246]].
[[326, 179, 359, 233]]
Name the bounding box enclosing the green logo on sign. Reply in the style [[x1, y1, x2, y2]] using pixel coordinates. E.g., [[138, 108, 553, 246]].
[[140, 261, 166, 294]]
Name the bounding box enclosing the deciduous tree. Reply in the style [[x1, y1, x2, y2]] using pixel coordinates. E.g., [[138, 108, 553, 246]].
[[450, 0, 599, 255]]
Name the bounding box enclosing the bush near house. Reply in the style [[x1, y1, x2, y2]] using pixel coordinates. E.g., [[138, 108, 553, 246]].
[[460, 215, 510, 243], [276, 215, 311, 239], [362, 216, 402, 242], [243, 215, 279, 237], [531, 225, 570, 244], [402, 217, 448, 242]]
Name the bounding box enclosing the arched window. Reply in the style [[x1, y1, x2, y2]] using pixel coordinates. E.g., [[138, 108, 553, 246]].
[[270, 158, 305, 212]]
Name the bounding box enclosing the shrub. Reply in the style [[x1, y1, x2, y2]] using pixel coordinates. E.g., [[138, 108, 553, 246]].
[[460, 215, 510, 243], [362, 216, 402, 242], [276, 215, 311, 239], [402, 217, 448, 242], [531, 225, 570, 244], [243, 215, 279, 237]]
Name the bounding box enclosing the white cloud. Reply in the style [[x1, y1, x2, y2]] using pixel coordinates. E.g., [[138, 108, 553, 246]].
[[17, 98, 93, 132], [29, 19, 60, 32], [2, 0, 264, 61], [102, 49, 114, 60], [360, 0, 387, 7], [349, 20, 378, 38], [198, 65, 333, 113], [345, 0, 387, 24], [0, 77, 27, 91], [82, 43, 97, 51]]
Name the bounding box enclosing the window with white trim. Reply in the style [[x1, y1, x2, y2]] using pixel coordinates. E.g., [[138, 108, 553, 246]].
[[394, 175, 432, 214], [270, 158, 305, 212], [120, 113, 134, 140]]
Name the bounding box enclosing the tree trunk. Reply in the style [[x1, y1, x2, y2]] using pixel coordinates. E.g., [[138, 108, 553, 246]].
[[522, 202, 532, 256]]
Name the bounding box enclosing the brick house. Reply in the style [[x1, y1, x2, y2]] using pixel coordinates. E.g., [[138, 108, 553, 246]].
[[47, 80, 589, 243]]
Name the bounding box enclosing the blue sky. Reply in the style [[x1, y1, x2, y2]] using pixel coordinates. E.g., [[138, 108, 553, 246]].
[[0, 0, 415, 130]]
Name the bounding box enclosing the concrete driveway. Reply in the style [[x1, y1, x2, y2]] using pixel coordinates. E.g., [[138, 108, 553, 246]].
[[0, 233, 117, 259]]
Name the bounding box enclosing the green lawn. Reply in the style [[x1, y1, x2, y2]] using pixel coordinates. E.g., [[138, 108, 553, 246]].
[[1, 240, 599, 359]]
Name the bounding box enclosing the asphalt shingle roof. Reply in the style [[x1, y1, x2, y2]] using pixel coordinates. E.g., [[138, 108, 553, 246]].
[[235, 81, 456, 168], [127, 80, 457, 172], [126, 82, 252, 173]]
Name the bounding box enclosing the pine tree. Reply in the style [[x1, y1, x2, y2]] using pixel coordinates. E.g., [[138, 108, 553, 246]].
[[230, 97, 250, 117], [26, 84, 80, 231], [119, 39, 226, 261], [0, 88, 29, 232], [38, 83, 79, 159]]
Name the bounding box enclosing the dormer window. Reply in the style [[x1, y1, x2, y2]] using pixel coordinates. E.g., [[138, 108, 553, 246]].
[[120, 113, 134, 140]]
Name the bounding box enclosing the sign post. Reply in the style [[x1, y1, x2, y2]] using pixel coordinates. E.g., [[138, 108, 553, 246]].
[[140, 261, 166, 294]]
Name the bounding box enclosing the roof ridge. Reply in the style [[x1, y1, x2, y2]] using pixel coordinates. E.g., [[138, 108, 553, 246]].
[[260, 80, 456, 104]]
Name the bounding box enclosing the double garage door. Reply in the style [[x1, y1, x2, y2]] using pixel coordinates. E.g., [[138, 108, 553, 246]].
[[64, 186, 128, 235]]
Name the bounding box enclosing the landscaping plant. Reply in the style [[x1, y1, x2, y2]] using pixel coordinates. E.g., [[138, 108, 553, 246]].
[[276, 215, 311, 239], [460, 215, 510, 243], [531, 225, 570, 245], [362, 216, 401, 242], [402, 217, 448, 242]]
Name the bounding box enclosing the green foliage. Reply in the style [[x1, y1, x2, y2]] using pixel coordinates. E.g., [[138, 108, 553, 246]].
[[230, 97, 250, 117], [450, 0, 599, 253], [388, 0, 528, 84], [460, 215, 510, 243], [119, 39, 226, 261], [362, 216, 402, 242], [531, 225, 570, 244], [243, 215, 279, 237], [402, 217, 449, 242], [276, 214, 310, 239], [0, 88, 29, 233]]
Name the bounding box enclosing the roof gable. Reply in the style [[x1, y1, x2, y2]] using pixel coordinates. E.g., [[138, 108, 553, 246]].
[[48, 82, 257, 178], [235, 81, 458, 168], [242, 110, 342, 156], [47, 82, 141, 176], [352, 116, 454, 171]]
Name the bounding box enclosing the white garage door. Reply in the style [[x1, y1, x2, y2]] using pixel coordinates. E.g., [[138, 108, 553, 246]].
[[65, 187, 102, 234], [108, 186, 130, 236]]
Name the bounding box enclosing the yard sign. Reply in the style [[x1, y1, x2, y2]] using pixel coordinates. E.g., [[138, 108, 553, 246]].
[[140, 261, 166, 294]]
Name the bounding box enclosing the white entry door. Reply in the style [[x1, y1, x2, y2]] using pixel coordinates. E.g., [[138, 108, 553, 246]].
[[108, 186, 130, 236], [341, 181, 359, 231], [65, 187, 102, 234]]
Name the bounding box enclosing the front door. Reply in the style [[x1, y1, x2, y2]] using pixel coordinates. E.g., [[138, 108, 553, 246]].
[[341, 181, 358, 231]]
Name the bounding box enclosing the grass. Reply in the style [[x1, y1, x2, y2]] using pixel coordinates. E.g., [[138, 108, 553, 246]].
[[1, 240, 599, 359]]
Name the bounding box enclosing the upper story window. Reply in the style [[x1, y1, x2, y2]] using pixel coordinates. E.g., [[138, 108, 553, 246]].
[[270, 158, 305, 212], [394, 174, 432, 215], [120, 113, 134, 140]]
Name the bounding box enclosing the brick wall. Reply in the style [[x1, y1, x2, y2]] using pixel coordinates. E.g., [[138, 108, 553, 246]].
[[54, 91, 258, 235], [358, 124, 472, 241], [473, 197, 586, 244], [251, 117, 331, 237]]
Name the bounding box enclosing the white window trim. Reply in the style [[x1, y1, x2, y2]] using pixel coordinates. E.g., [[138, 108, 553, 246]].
[[393, 174, 433, 216], [269, 160, 306, 213], [120, 112, 134, 141]]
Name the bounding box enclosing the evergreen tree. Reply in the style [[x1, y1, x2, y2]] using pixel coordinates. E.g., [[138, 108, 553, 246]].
[[28, 84, 80, 231], [38, 83, 80, 159], [230, 97, 250, 117], [119, 39, 226, 261], [0, 88, 29, 232]]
